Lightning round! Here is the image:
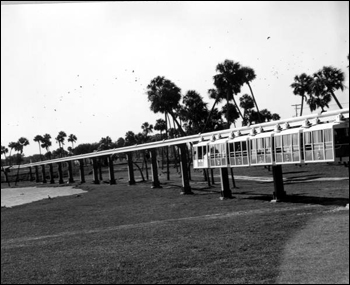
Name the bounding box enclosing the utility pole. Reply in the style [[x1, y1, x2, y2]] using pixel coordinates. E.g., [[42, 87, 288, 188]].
[[291, 104, 301, 117]]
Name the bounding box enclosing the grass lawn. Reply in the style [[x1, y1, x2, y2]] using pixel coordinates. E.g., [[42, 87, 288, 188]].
[[1, 162, 349, 284]]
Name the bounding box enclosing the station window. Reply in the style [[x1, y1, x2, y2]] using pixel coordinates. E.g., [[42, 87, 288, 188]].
[[274, 131, 302, 164], [193, 144, 209, 169], [250, 134, 273, 166], [303, 127, 335, 162], [228, 139, 249, 167], [209, 142, 228, 168]]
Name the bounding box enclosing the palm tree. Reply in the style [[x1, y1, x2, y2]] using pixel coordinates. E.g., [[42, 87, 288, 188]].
[[239, 94, 255, 126], [141, 122, 154, 139], [33, 135, 44, 161], [180, 90, 209, 134], [221, 103, 240, 128], [41, 134, 52, 160], [68, 134, 78, 149], [154, 119, 166, 140], [8, 141, 17, 166], [98, 136, 113, 151], [1, 145, 10, 186], [14, 137, 29, 185], [1, 145, 9, 163], [291, 73, 313, 116], [307, 94, 331, 113], [311, 66, 344, 109], [240, 66, 262, 122], [146, 76, 185, 136], [213, 59, 245, 125], [55, 131, 67, 157], [201, 88, 224, 133]]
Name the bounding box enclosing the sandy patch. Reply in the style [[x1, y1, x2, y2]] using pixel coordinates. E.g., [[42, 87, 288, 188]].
[[1, 186, 87, 208]]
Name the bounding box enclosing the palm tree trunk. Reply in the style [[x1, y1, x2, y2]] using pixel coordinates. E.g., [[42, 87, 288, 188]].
[[202, 98, 219, 133], [37, 142, 42, 161], [230, 92, 244, 121], [300, 96, 304, 116], [247, 82, 262, 123], [168, 110, 186, 136], [331, 92, 343, 109], [133, 162, 145, 181]]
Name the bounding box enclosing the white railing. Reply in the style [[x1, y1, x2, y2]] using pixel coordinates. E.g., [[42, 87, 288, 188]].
[[17, 108, 349, 168]]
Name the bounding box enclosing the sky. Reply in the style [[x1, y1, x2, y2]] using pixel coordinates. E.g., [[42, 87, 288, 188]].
[[1, 1, 349, 157]]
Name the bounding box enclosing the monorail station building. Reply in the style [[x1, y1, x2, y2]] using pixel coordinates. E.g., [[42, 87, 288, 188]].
[[7, 109, 350, 202]]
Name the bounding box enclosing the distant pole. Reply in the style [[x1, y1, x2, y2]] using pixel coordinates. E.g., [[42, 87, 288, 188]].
[[291, 104, 301, 117]]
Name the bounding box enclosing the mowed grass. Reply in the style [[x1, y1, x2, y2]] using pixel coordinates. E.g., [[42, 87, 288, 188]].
[[1, 163, 349, 284]]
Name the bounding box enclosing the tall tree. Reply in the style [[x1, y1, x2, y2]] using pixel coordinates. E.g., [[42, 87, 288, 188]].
[[14, 137, 29, 185], [240, 66, 262, 122], [146, 76, 185, 136], [68, 134, 78, 149], [55, 131, 67, 157], [141, 122, 154, 139], [154, 119, 166, 140], [98, 136, 113, 151], [311, 66, 344, 110], [33, 135, 44, 161], [239, 94, 255, 126], [202, 88, 225, 133], [1, 145, 10, 186], [290, 73, 313, 116], [213, 59, 245, 124], [8, 142, 17, 166], [41, 134, 52, 159], [180, 90, 208, 135]]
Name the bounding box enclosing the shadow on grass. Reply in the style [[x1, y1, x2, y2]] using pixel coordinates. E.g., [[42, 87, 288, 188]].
[[242, 193, 349, 207]]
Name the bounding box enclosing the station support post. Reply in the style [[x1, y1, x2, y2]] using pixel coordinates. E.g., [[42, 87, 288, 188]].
[[79, 159, 86, 183], [220, 167, 232, 200], [150, 149, 161, 188], [272, 165, 286, 202], [35, 166, 40, 183], [127, 152, 136, 185], [67, 160, 75, 183], [178, 144, 193, 195], [58, 162, 64, 184], [108, 155, 116, 185], [49, 164, 55, 184], [41, 165, 47, 184], [92, 158, 100, 184], [29, 167, 34, 181]]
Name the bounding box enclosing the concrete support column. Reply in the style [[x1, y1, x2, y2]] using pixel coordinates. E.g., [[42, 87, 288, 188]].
[[108, 155, 116, 185], [98, 159, 103, 181], [79, 159, 85, 183], [49, 164, 55, 184], [127, 152, 136, 185], [41, 165, 47, 184], [29, 167, 34, 181], [35, 166, 40, 183], [220, 167, 232, 200], [150, 149, 161, 188], [67, 160, 75, 183], [178, 144, 192, 194], [271, 165, 286, 202], [92, 158, 100, 184], [58, 162, 64, 184]]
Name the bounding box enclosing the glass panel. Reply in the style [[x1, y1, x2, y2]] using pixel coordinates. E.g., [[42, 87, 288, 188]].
[[292, 150, 300, 162], [242, 141, 247, 151], [198, 146, 203, 160], [243, 156, 248, 165], [313, 130, 323, 144], [324, 129, 332, 142], [275, 136, 282, 163]]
